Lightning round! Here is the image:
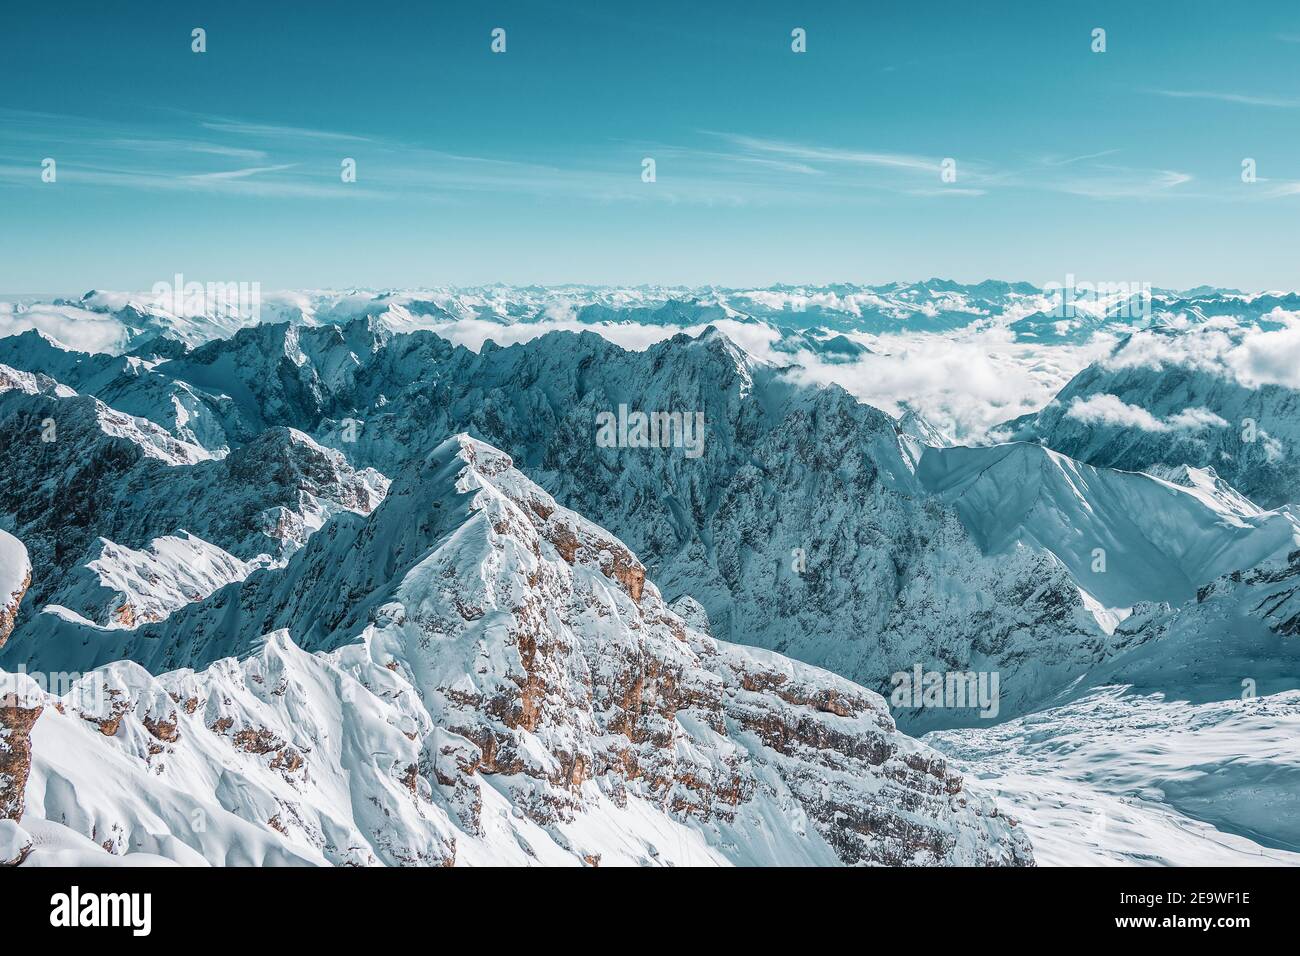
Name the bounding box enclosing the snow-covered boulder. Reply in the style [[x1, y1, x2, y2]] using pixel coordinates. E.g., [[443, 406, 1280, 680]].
[[0, 820, 32, 866]]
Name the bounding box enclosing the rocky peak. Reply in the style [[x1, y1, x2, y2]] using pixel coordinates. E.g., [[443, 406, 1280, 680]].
[[0, 434, 1032, 866]]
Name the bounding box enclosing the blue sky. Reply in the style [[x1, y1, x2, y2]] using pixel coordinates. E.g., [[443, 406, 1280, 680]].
[[2, 0, 1299, 291]]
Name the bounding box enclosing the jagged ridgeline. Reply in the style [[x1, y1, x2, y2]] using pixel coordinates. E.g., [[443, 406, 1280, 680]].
[[6, 313, 1300, 724], [2, 319, 1121, 727]]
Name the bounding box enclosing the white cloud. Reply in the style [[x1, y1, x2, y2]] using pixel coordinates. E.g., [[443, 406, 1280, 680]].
[[1065, 394, 1228, 432], [1104, 308, 1300, 389], [1165, 406, 1231, 430], [0, 303, 129, 353], [1148, 89, 1300, 109], [1223, 310, 1300, 388], [781, 327, 1110, 441], [1105, 326, 1238, 375]]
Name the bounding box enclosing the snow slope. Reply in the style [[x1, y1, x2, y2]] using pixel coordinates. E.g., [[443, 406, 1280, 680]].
[[918, 442, 1300, 618], [930, 545, 1300, 864], [928, 688, 1300, 866], [47, 532, 258, 628]]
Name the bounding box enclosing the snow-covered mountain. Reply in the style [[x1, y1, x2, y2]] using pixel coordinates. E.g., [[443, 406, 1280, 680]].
[[3, 280, 1267, 356], [0, 364, 386, 615], [3, 282, 1300, 866], [1, 321, 1127, 727], [1001, 322, 1300, 507], [1, 282, 1053, 352], [11, 281, 1299, 455], [918, 442, 1300, 622], [0, 436, 1032, 867], [5, 311, 1294, 726]]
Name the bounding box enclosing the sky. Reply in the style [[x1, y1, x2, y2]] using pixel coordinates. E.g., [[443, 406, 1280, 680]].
[[2, 0, 1299, 292]]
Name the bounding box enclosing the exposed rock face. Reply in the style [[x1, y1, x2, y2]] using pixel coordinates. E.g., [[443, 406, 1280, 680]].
[[3, 436, 1031, 866], [0, 573, 28, 652], [0, 530, 30, 649], [0, 701, 41, 821]]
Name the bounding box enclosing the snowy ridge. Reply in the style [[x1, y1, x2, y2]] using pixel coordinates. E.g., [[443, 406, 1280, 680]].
[[0, 361, 77, 400], [0, 370, 389, 617], [48, 532, 258, 629], [11, 281, 1295, 357], [1, 282, 1053, 353]]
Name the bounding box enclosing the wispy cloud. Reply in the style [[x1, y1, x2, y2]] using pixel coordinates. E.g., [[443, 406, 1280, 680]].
[[1148, 88, 1300, 108], [185, 163, 299, 182], [1056, 166, 1193, 200], [106, 138, 269, 162], [693, 150, 824, 176], [0, 107, 1232, 209], [0, 153, 383, 200], [693, 131, 1007, 198], [0, 108, 845, 207], [198, 118, 374, 142], [709, 132, 941, 173], [1261, 180, 1300, 198], [905, 187, 987, 197], [1040, 149, 1122, 167]]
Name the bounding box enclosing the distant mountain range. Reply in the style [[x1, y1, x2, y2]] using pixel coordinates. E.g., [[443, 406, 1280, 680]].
[[6, 281, 1300, 353]]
